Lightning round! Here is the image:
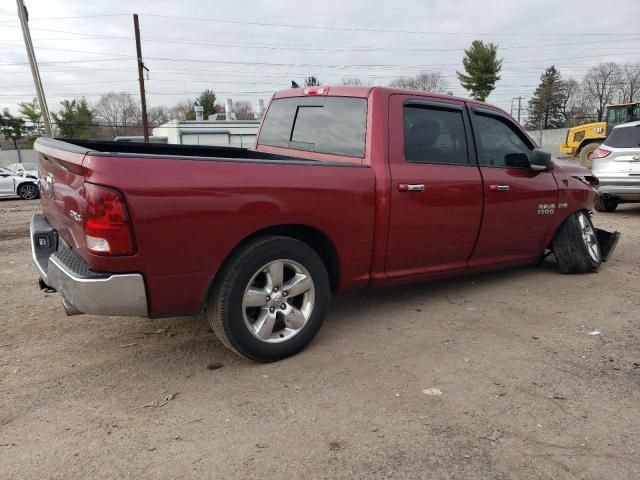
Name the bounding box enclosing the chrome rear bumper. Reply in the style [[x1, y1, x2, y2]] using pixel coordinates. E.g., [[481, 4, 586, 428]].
[[30, 214, 148, 317]]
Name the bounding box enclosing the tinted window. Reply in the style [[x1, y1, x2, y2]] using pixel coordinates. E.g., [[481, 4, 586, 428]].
[[604, 125, 640, 148], [473, 113, 532, 168], [258, 98, 298, 147], [404, 105, 468, 164], [259, 97, 367, 157]]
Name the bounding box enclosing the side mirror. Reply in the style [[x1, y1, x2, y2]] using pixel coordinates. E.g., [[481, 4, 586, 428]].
[[529, 148, 553, 172]]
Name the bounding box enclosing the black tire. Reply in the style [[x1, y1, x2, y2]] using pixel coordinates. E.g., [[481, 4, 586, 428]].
[[17, 182, 39, 200], [578, 142, 600, 168], [551, 211, 602, 274], [594, 195, 619, 212], [207, 235, 330, 362]]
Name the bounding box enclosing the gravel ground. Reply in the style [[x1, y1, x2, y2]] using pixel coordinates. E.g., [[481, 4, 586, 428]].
[[1, 197, 639, 479]]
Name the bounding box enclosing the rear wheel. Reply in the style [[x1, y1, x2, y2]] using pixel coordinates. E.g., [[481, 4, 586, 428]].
[[577, 142, 600, 168], [594, 195, 619, 212], [207, 236, 330, 362], [17, 182, 39, 200], [551, 211, 601, 274]]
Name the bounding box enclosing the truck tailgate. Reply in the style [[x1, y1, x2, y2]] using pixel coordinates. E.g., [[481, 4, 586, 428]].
[[35, 140, 88, 255]]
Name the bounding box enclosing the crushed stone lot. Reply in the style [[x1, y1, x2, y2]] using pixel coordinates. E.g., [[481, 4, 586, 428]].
[[1, 197, 639, 479]]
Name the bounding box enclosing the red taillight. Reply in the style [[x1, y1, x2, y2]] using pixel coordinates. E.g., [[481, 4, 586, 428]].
[[83, 183, 135, 255], [593, 147, 611, 158]]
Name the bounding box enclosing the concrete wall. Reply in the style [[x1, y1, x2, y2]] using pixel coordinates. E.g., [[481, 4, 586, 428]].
[[526, 128, 569, 157], [0, 150, 38, 168]]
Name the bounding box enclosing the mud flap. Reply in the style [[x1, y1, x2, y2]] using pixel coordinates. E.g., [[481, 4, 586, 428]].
[[595, 228, 620, 262]]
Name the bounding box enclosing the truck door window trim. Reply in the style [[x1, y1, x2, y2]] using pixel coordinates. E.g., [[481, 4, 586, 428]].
[[402, 100, 472, 166]]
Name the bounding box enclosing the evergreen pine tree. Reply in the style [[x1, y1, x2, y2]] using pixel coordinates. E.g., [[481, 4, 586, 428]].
[[526, 66, 565, 129]]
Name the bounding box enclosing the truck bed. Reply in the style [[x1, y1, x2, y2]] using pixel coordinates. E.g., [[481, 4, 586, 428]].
[[39, 138, 356, 167]]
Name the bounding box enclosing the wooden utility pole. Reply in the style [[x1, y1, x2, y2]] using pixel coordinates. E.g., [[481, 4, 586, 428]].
[[517, 96, 523, 124], [16, 0, 52, 137], [133, 14, 149, 142]]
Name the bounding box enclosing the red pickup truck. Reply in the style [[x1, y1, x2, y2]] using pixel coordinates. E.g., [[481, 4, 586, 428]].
[[31, 86, 619, 361]]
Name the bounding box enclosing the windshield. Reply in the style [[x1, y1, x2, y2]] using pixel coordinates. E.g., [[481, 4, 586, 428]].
[[10, 163, 37, 171]]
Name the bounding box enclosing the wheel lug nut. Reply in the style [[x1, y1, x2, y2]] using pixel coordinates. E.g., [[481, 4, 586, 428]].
[[280, 303, 286, 310], [266, 296, 271, 302], [269, 306, 275, 313], [283, 291, 288, 297], [273, 287, 279, 292]]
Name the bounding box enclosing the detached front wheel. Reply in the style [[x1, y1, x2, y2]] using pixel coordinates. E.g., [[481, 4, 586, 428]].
[[208, 236, 330, 362], [551, 211, 601, 274]]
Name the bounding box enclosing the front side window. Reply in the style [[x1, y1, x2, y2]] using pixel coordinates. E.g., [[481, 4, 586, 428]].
[[403, 105, 468, 164], [473, 113, 532, 168], [259, 97, 367, 157]]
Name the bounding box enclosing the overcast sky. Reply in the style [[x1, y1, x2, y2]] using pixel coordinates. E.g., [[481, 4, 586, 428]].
[[1, 0, 639, 120]]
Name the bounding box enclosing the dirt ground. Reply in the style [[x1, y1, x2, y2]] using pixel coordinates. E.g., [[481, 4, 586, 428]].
[[1, 197, 639, 480]]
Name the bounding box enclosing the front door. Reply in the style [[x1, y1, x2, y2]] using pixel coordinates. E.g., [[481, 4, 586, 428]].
[[468, 109, 559, 267], [385, 95, 483, 278]]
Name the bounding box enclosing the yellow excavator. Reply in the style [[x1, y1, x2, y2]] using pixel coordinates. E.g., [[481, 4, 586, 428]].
[[560, 102, 640, 166]]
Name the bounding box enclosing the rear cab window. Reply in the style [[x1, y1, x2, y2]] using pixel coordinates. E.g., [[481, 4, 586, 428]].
[[258, 96, 367, 159], [604, 125, 640, 148]]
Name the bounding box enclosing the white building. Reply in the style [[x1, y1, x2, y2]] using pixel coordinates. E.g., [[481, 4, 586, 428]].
[[151, 119, 260, 147], [150, 98, 264, 147]]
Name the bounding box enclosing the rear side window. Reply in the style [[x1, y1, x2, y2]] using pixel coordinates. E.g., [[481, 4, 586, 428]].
[[259, 97, 367, 157], [404, 105, 468, 164], [604, 125, 640, 148]]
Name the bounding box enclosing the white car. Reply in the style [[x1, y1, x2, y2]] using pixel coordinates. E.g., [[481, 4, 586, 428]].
[[591, 120, 640, 212], [6, 162, 39, 179], [0, 166, 40, 200]]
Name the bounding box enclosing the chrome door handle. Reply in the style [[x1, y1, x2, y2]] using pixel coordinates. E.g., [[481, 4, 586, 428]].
[[398, 183, 425, 192], [489, 184, 510, 192]]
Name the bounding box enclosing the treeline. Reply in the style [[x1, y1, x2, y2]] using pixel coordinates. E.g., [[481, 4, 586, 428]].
[[526, 62, 639, 130], [1, 89, 257, 145]]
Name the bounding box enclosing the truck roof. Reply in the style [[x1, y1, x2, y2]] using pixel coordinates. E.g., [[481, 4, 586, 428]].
[[273, 85, 507, 115]]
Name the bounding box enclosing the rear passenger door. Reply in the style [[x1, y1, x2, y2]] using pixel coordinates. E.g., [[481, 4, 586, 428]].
[[468, 108, 559, 267], [385, 95, 483, 278]]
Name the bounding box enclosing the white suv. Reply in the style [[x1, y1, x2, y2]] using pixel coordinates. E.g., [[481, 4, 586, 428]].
[[591, 121, 640, 212]]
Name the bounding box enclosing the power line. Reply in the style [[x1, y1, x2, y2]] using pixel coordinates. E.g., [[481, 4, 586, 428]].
[[2, 24, 638, 52], [139, 13, 639, 37]]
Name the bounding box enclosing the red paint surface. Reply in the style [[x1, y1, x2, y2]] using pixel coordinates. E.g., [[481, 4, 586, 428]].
[[36, 87, 597, 318]]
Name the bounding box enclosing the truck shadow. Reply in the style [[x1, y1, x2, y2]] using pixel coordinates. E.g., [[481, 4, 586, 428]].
[[149, 259, 562, 367]]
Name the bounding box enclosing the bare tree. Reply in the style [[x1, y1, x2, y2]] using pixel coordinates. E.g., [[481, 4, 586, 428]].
[[389, 71, 448, 93], [233, 101, 254, 120], [341, 77, 364, 86], [304, 76, 321, 87], [94, 92, 141, 137], [620, 64, 640, 103], [167, 100, 194, 121], [582, 63, 622, 121], [559, 78, 594, 127], [147, 106, 171, 126]]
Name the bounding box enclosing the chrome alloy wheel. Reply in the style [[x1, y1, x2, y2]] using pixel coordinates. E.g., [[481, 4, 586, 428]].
[[20, 183, 38, 200], [242, 259, 315, 343], [578, 212, 600, 262]]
